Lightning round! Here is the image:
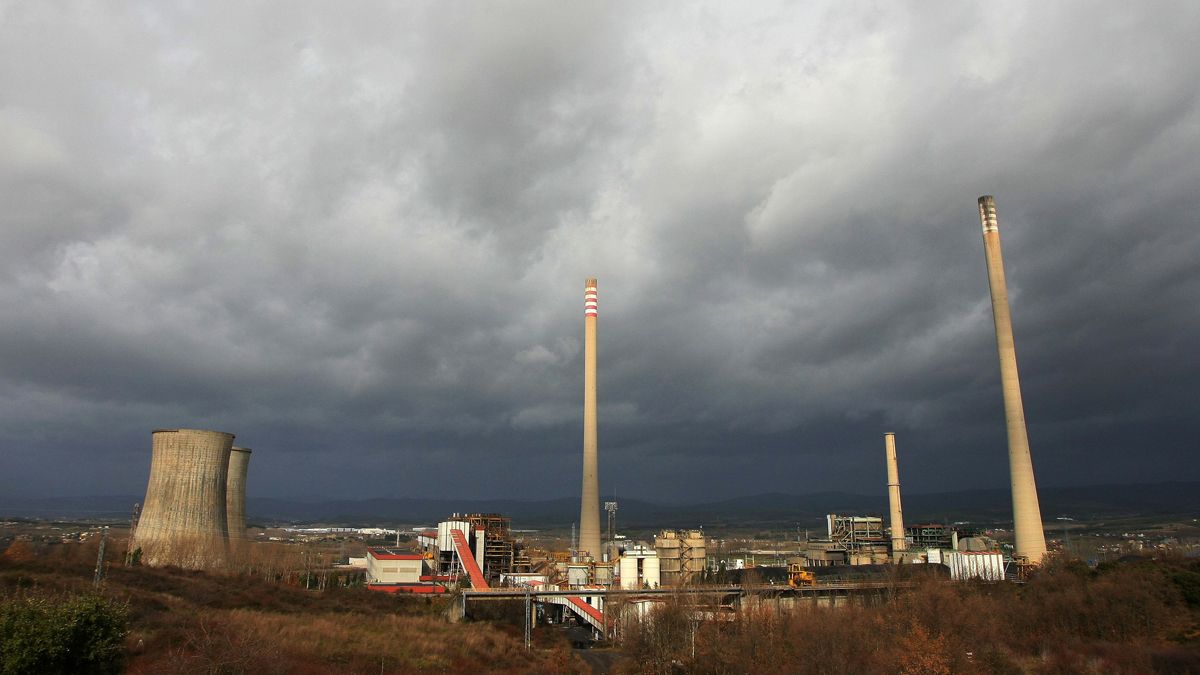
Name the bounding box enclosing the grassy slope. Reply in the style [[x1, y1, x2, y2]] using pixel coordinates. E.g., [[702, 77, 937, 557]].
[[0, 543, 582, 674]]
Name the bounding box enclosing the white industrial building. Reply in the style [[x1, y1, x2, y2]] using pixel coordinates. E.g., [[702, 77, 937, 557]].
[[366, 548, 426, 585], [619, 544, 660, 589], [928, 549, 1007, 581]]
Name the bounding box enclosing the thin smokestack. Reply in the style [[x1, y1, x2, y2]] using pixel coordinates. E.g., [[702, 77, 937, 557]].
[[578, 278, 601, 560], [884, 432, 906, 559], [978, 195, 1047, 564]]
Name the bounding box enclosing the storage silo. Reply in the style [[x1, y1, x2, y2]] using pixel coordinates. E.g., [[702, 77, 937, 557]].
[[130, 428, 234, 569], [226, 446, 252, 544], [655, 530, 682, 586]]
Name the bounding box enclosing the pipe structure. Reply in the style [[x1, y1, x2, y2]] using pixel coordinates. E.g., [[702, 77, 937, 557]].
[[226, 446, 252, 545], [978, 195, 1047, 564], [131, 428, 233, 569], [884, 433, 906, 559], [578, 278, 601, 560]]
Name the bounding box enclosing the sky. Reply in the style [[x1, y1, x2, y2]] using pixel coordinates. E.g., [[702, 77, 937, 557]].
[[1, 2, 1198, 503]]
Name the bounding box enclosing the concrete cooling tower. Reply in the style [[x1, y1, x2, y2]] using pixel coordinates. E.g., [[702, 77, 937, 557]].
[[130, 428, 234, 569], [226, 446, 252, 545]]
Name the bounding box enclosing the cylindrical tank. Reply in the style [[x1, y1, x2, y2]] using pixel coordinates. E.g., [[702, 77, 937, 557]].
[[655, 531, 683, 586], [643, 556, 660, 589], [130, 428, 234, 569], [619, 556, 637, 589], [226, 446, 252, 544]]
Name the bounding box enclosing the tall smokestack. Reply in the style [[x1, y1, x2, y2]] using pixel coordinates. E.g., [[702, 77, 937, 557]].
[[578, 278, 601, 560], [884, 432, 906, 559], [131, 428, 233, 569], [226, 447, 252, 545], [978, 195, 1047, 564]]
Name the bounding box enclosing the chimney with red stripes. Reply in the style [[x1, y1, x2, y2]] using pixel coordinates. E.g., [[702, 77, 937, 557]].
[[578, 278, 601, 560]]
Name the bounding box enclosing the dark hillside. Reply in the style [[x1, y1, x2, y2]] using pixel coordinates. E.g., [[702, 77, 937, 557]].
[[0, 540, 580, 674]]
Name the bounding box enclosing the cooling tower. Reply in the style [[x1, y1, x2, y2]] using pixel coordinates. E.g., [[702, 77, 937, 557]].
[[884, 433, 906, 558], [977, 196, 1047, 564], [130, 428, 234, 569], [226, 446, 252, 545], [578, 278, 601, 560]]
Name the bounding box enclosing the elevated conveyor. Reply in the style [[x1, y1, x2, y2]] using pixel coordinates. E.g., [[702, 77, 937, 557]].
[[450, 528, 489, 590], [545, 594, 605, 632]]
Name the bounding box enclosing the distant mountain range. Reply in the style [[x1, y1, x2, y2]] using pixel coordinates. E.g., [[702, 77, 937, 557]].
[[3, 482, 1197, 528]]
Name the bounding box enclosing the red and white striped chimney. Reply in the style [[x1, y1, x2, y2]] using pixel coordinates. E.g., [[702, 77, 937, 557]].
[[585, 283, 598, 317], [579, 278, 601, 560]]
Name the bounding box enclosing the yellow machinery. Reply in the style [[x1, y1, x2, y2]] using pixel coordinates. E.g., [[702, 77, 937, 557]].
[[788, 562, 816, 588]]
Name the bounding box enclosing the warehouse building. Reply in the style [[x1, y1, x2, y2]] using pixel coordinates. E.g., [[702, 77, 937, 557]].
[[366, 548, 426, 584]]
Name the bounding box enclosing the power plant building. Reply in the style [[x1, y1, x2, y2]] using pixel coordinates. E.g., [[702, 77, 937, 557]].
[[655, 530, 706, 586], [366, 549, 427, 585], [431, 514, 529, 580], [619, 544, 660, 589], [801, 514, 891, 566], [130, 428, 234, 569]]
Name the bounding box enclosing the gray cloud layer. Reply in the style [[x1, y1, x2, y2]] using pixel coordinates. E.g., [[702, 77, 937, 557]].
[[2, 2, 1198, 502]]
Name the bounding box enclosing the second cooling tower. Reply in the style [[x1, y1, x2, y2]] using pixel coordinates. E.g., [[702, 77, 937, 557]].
[[130, 428, 234, 569], [226, 446, 252, 545]]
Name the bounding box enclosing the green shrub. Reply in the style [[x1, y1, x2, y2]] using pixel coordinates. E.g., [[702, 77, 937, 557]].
[[1169, 561, 1200, 608], [0, 592, 127, 674]]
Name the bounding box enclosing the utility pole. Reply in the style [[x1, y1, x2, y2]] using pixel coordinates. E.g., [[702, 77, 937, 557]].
[[93, 527, 109, 587], [524, 588, 532, 651], [125, 503, 141, 565]]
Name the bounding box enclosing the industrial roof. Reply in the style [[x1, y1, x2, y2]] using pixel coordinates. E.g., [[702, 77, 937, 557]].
[[368, 548, 424, 560], [151, 428, 234, 437]]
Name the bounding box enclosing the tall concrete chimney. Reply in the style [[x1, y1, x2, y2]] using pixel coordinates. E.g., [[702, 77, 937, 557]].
[[884, 432, 906, 559], [226, 447, 252, 545], [578, 278, 601, 560], [131, 428, 233, 569], [978, 195, 1047, 564]]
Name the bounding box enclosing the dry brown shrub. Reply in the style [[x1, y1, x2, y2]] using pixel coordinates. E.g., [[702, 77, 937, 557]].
[[616, 557, 1200, 674], [896, 621, 952, 675], [0, 540, 37, 563]]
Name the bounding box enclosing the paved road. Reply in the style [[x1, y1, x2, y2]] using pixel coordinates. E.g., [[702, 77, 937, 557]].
[[574, 648, 625, 675]]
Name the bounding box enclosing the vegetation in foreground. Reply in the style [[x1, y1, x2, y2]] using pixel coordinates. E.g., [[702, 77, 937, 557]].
[[6, 535, 1200, 674], [0, 591, 126, 674], [618, 555, 1200, 674], [0, 539, 580, 674]]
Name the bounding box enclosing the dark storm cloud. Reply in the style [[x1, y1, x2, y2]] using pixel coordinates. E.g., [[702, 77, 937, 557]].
[[1, 2, 1198, 502]]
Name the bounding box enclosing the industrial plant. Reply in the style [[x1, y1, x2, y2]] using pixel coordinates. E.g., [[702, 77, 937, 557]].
[[350, 241, 1050, 639], [111, 200, 1054, 641]]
